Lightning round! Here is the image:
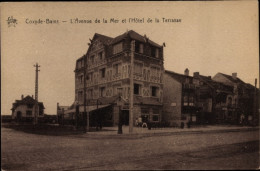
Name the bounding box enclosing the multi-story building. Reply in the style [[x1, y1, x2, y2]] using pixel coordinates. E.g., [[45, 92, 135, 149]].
[[193, 72, 236, 124], [163, 69, 199, 126], [213, 72, 259, 125], [71, 30, 164, 126], [11, 95, 45, 122]]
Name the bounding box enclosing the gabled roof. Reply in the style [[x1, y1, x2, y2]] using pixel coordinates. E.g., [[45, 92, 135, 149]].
[[217, 72, 255, 90], [197, 74, 233, 92], [11, 95, 45, 110], [165, 70, 193, 83], [110, 30, 162, 48], [93, 33, 113, 45]]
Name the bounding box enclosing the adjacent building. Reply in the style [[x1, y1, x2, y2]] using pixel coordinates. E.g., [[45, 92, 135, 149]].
[[213, 73, 259, 124], [11, 95, 45, 122], [64, 30, 164, 126], [193, 72, 236, 124], [163, 69, 258, 126], [163, 69, 199, 126]]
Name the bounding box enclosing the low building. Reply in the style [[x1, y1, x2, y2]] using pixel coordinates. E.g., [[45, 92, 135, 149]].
[[57, 103, 70, 125], [11, 95, 45, 122]]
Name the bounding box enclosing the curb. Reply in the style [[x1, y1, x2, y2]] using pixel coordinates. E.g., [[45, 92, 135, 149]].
[[73, 127, 259, 139]]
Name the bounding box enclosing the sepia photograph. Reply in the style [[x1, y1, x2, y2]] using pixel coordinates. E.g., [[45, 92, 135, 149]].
[[1, 1, 259, 170]]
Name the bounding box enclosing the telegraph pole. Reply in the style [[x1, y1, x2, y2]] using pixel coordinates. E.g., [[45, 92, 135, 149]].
[[129, 40, 135, 133], [33, 63, 40, 125], [83, 54, 89, 132]]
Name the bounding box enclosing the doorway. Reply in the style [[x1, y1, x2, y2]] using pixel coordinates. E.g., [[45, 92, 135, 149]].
[[121, 110, 129, 125], [17, 111, 22, 122]]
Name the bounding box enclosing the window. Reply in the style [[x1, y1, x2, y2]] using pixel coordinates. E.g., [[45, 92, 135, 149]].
[[113, 63, 121, 76], [26, 110, 32, 116], [88, 89, 93, 99], [79, 75, 83, 84], [151, 86, 158, 97], [135, 42, 144, 54], [98, 51, 103, 60], [100, 68, 106, 78], [189, 96, 194, 106], [100, 87, 105, 97], [183, 95, 188, 106], [27, 104, 33, 108], [155, 49, 159, 58], [135, 42, 140, 53], [151, 47, 159, 58], [139, 44, 144, 53], [152, 115, 159, 122], [87, 72, 93, 82], [90, 55, 95, 64], [134, 63, 143, 75], [113, 42, 123, 54], [78, 91, 83, 102], [134, 84, 141, 95]]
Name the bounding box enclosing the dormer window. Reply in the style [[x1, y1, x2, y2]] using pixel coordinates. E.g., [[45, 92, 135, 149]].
[[98, 51, 103, 60], [139, 44, 144, 53], [151, 47, 159, 58], [135, 42, 144, 54], [113, 42, 123, 54]]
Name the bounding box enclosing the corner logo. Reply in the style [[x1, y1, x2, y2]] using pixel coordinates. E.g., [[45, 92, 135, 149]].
[[7, 16, 18, 27]]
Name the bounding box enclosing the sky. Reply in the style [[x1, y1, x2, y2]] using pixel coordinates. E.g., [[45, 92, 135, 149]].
[[1, 1, 259, 115]]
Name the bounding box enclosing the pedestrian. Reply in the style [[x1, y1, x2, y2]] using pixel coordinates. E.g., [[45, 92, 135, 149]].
[[240, 114, 245, 126]]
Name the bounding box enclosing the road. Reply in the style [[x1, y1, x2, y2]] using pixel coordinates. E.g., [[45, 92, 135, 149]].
[[1, 127, 259, 170]]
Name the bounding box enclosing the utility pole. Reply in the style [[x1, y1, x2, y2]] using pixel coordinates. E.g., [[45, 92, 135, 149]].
[[83, 54, 87, 132], [253, 78, 257, 125], [84, 54, 89, 132], [33, 63, 40, 125], [129, 40, 135, 133]]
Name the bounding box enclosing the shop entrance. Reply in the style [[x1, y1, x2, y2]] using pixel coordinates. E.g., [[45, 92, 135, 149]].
[[121, 110, 129, 125]]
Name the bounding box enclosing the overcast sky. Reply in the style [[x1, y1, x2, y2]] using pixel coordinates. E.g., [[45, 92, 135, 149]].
[[1, 1, 258, 115]]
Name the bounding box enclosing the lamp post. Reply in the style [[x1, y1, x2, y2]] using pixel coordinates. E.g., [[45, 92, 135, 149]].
[[117, 88, 123, 134]]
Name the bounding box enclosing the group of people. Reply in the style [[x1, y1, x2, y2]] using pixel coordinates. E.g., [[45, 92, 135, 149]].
[[135, 117, 148, 128]]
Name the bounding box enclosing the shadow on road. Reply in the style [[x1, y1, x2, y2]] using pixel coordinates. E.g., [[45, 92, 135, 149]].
[[1, 123, 116, 136]]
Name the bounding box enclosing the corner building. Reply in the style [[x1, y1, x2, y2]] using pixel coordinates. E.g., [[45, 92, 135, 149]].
[[74, 30, 164, 126]]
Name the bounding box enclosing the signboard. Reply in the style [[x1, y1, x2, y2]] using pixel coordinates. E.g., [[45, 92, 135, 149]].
[[171, 103, 176, 106]]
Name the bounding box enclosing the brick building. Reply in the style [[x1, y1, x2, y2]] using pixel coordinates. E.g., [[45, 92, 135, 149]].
[[64, 30, 164, 126]]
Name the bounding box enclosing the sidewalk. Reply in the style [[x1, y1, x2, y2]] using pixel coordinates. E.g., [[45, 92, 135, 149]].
[[81, 125, 259, 138]]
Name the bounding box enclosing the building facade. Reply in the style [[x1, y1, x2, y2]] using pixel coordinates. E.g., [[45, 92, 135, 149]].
[[193, 72, 236, 124], [163, 69, 199, 126], [69, 30, 164, 126], [11, 95, 45, 122], [213, 73, 259, 125]]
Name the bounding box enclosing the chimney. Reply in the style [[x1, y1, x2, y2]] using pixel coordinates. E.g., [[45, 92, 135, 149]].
[[193, 72, 199, 77], [21, 95, 24, 100], [232, 73, 237, 79], [32, 95, 34, 99], [184, 68, 189, 76]]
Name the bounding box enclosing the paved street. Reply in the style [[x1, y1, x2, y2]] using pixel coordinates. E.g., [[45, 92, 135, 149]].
[[1, 126, 259, 170]]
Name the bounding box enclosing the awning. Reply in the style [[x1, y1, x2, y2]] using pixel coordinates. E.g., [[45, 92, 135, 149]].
[[64, 104, 111, 114]]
